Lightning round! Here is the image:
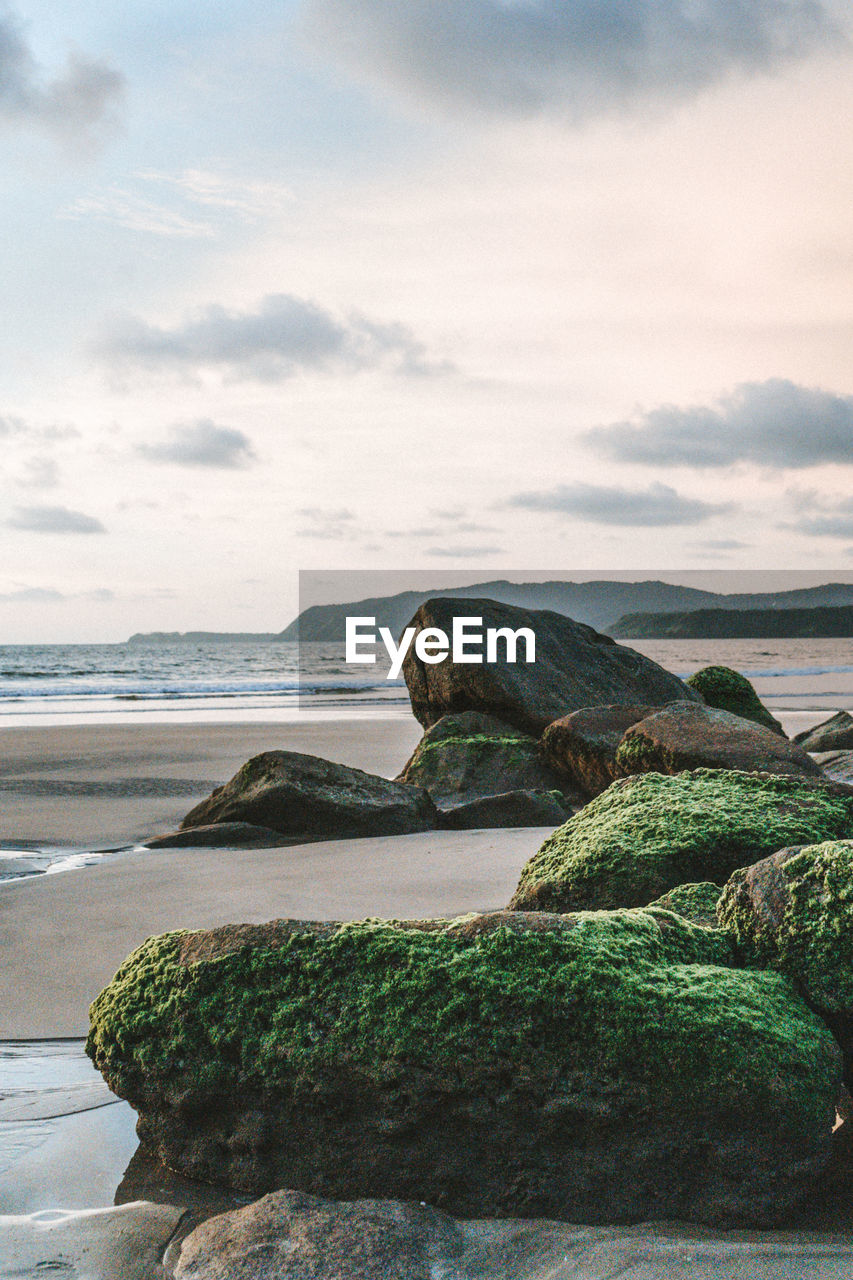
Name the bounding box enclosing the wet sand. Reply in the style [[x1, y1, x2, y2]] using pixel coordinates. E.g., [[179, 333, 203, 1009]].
[[0, 717, 423, 846]]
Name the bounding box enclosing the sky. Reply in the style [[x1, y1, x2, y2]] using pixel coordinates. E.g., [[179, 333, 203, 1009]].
[[1, 0, 852, 641]]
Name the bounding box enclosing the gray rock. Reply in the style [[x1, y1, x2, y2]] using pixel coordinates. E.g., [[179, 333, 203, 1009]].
[[180, 751, 439, 841], [541, 705, 657, 796], [616, 703, 823, 779], [401, 598, 700, 736], [144, 822, 287, 849], [795, 711, 853, 753], [439, 789, 571, 829], [169, 1189, 853, 1279], [814, 750, 853, 786], [397, 710, 577, 806]]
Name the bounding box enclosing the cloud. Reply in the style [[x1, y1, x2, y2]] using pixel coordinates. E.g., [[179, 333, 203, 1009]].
[[0, 10, 123, 146], [94, 293, 446, 381], [305, 0, 841, 119], [782, 493, 853, 538], [690, 538, 750, 551], [138, 420, 257, 468], [426, 544, 506, 558], [296, 507, 357, 539], [17, 456, 59, 488], [7, 505, 105, 533], [505, 480, 732, 525], [587, 379, 853, 469]]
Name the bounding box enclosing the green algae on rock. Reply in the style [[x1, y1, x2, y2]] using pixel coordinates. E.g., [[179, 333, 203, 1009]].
[[509, 769, 853, 914], [87, 908, 839, 1227], [648, 882, 723, 927], [718, 839, 853, 1083], [686, 665, 784, 735]]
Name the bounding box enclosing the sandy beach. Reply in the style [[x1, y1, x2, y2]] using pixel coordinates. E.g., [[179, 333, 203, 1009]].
[[0, 715, 552, 1038]]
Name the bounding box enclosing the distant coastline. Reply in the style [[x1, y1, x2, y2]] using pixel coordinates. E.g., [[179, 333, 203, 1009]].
[[613, 604, 853, 639]]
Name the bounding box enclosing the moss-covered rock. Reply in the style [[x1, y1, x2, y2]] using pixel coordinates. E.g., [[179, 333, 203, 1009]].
[[540, 704, 655, 797], [686, 666, 784, 736], [508, 769, 853, 914], [87, 907, 839, 1226], [396, 711, 577, 809], [648, 882, 723, 927], [717, 840, 853, 1085]]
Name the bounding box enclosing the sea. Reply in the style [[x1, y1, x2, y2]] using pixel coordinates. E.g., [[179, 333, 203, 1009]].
[[0, 636, 851, 729]]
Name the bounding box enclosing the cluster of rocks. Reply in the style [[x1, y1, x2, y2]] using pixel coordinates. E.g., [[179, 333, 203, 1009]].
[[83, 597, 853, 1273], [149, 601, 835, 847]]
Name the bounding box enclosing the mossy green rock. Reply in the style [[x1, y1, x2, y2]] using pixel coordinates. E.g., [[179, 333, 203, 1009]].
[[87, 908, 840, 1226], [396, 711, 576, 807], [718, 840, 853, 1085], [648, 882, 723, 927], [508, 769, 853, 914], [686, 666, 784, 735]]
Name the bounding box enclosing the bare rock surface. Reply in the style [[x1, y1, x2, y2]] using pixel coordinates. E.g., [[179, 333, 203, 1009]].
[[439, 788, 571, 829], [795, 712, 853, 753], [144, 822, 286, 849], [180, 751, 438, 841], [616, 703, 823, 779], [541, 705, 656, 796], [169, 1189, 853, 1280], [401, 598, 699, 736], [813, 750, 853, 786]]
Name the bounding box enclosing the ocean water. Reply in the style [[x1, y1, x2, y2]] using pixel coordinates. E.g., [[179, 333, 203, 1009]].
[[0, 636, 850, 727]]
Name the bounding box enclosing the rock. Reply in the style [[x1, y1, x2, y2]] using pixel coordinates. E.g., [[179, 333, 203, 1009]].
[[814, 750, 853, 786], [401, 598, 700, 736], [179, 751, 438, 841], [795, 711, 853, 753], [540, 705, 656, 796], [508, 769, 853, 913], [438, 789, 571, 829], [144, 822, 286, 849], [615, 703, 822, 780], [88, 907, 840, 1227], [397, 710, 576, 805], [718, 840, 853, 1086], [686, 666, 785, 735], [647, 882, 723, 927], [0, 1202, 185, 1280], [167, 1189, 853, 1280]]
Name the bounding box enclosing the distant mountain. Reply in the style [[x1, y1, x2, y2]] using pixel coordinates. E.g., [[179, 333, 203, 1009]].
[[281, 579, 853, 641], [123, 580, 853, 643], [126, 630, 280, 644], [613, 604, 853, 639]]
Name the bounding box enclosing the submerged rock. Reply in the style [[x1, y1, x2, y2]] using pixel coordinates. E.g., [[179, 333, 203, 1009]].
[[179, 751, 438, 841], [540, 704, 656, 796], [401, 598, 699, 736], [615, 703, 821, 780], [508, 769, 853, 913], [88, 907, 839, 1227], [795, 711, 853, 753], [718, 840, 853, 1086], [686, 666, 784, 735], [397, 710, 575, 805]]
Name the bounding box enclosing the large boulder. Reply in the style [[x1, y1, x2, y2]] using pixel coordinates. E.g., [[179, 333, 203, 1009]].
[[686, 666, 784, 735], [718, 840, 853, 1086], [508, 770, 853, 914], [795, 711, 853, 753], [816, 750, 853, 786], [615, 703, 822, 779], [396, 710, 575, 805], [180, 751, 438, 841], [438, 789, 570, 829], [87, 908, 840, 1228], [401, 598, 700, 736], [541, 705, 656, 796]]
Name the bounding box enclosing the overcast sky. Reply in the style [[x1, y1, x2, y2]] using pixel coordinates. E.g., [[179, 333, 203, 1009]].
[[2, 0, 852, 641]]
